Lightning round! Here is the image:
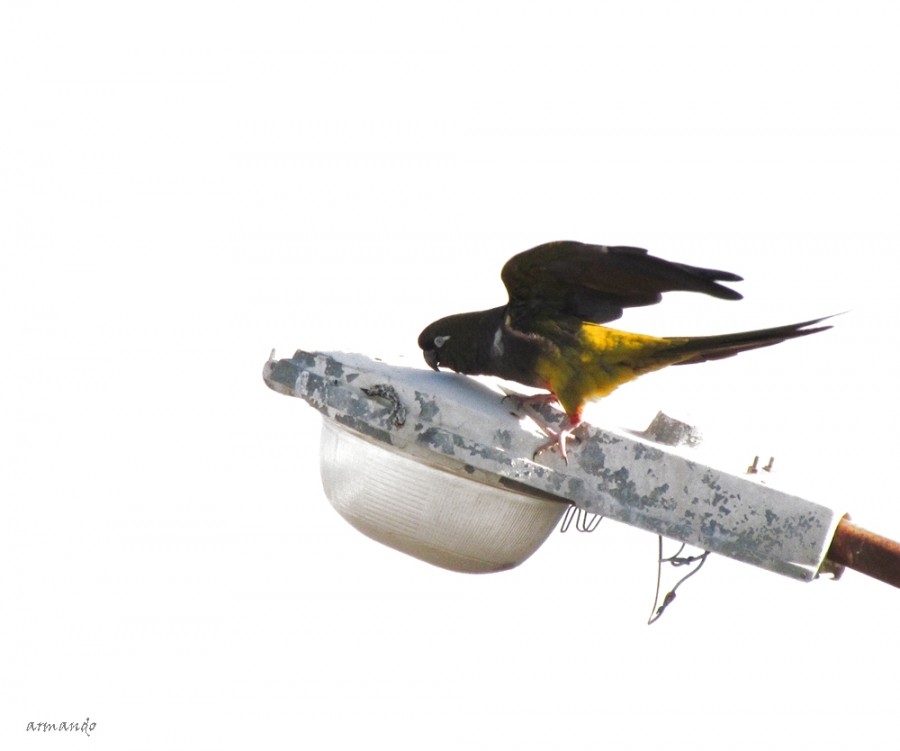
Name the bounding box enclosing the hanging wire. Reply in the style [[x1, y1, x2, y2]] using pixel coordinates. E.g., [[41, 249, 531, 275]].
[[647, 537, 710, 624], [559, 504, 603, 533], [558, 506, 708, 622]]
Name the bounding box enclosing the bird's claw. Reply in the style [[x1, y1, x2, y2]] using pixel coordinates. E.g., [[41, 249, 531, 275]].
[[531, 424, 585, 465], [498, 386, 560, 414], [532, 429, 578, 464], [497, 386, 579, 464]]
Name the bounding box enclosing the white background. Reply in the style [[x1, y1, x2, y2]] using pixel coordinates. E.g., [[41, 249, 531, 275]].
[[2, 2, 899, 748]]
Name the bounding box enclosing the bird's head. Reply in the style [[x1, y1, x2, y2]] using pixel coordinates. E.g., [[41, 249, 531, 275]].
[[418, 316, 464, 372], [417, 308, 505, 375]]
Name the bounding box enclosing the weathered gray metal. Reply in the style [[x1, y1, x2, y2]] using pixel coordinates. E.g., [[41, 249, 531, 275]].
[[264, 349, 844, 582]]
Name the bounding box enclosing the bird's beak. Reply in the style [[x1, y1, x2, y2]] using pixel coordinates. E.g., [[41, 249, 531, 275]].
[[423, 348, 439, 371]]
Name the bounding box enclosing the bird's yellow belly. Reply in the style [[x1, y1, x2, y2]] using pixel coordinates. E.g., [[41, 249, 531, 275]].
[[535, 324, 681, 418]]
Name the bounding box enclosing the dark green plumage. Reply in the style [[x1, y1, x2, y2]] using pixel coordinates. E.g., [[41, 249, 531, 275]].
[[418, 240, 831, 458]]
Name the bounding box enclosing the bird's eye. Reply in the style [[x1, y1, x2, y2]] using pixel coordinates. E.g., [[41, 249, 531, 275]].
[[433, 335, 451, 348]]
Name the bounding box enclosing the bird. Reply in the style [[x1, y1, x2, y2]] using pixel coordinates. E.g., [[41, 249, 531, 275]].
[[418, 240, 832, 461]]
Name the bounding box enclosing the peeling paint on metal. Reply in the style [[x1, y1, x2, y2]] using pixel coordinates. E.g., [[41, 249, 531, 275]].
[[263, 349, 844, 582], [493, 429, 514, 451], [414, 390, 441, 421], [324, 359, 344, 379]]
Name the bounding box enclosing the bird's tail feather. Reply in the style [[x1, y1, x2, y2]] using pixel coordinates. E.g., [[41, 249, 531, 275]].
[[667, 315, 834, 365]]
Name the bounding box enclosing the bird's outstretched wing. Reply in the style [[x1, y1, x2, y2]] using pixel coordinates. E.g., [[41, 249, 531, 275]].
[[500, 241, 743, 325]]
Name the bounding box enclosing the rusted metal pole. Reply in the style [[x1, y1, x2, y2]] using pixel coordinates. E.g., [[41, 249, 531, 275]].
[[825, 517, 900, 589]]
